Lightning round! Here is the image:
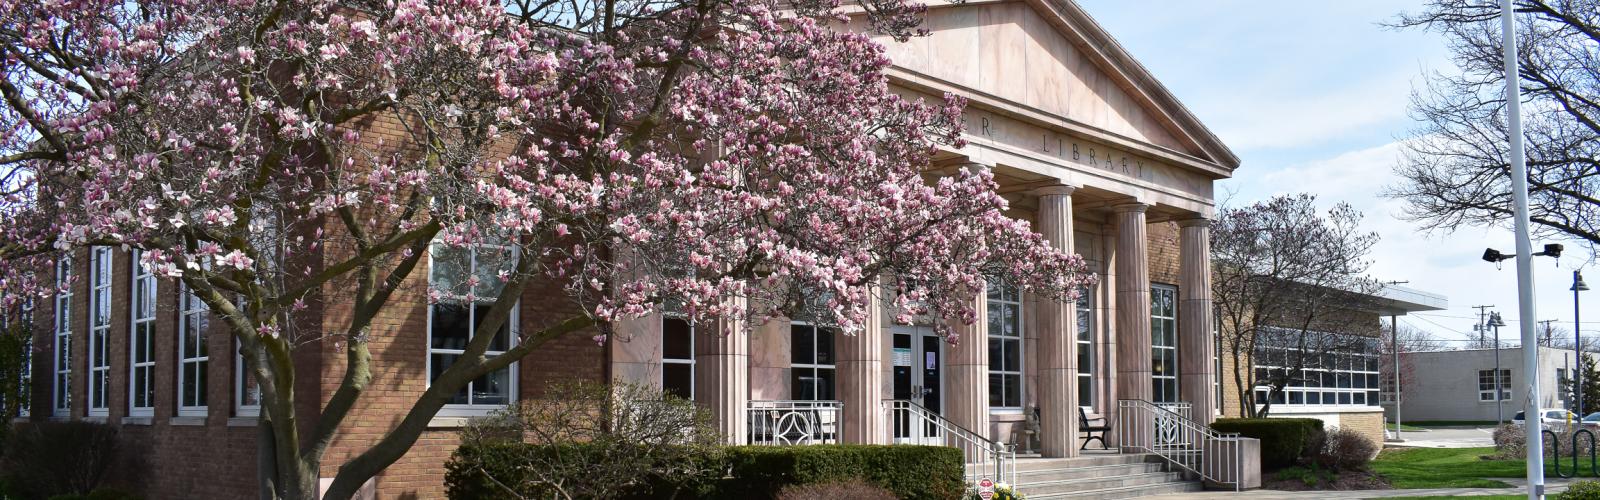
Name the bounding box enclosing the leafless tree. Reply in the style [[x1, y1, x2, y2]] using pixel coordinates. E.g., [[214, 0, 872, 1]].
[[1386, 0, 1600, 250], [1213, 194, 1383, 418]]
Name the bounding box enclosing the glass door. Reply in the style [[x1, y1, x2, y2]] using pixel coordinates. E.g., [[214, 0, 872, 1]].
[[892, 326, 943, 443]]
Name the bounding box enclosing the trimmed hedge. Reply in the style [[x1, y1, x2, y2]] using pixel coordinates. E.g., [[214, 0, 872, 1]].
[[446, 443, 966, 500], [1210, 418, 1325, 470]]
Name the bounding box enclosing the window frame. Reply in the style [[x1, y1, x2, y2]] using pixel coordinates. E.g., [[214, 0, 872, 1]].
[[127, 250, 157, 417], [176, 283, 210, 417], [236, 341, 261, 417], [426, 239, 521, 417], [988, 281, 1025, 411], [17, 299, 32, 417], [53, 256, 72, 416], [86, 246, 112, 417], [789, 322, 837, 402], [1478, 369, 1512, 403], [661, 314, 695, 400], [1150, 283, 1179, 404], [1250, 332, 1382, 408], [1075, 287, 1094, 411]]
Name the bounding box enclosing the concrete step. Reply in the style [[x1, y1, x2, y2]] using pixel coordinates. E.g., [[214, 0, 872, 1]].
[[1015, 462, 1167, 483], [1023, 480, 1204, 500], [1019, 471, 1188, 496], [1011, 453, 1160, 472]]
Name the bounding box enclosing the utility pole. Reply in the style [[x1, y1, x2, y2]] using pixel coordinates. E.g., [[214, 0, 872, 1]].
[[1540, 320, 1557, 347], [1474, 305, 1496, 348]]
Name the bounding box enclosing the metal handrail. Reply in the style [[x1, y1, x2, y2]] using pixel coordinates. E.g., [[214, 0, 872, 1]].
[[747, 400, 843, 446], [1116, 399, 1242, 491], [882, 399, 1016, 485]]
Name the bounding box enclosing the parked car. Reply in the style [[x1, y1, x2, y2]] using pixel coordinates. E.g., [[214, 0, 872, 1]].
[[1513, 408, 1582, 429], [1582, 412, 1600, 429]]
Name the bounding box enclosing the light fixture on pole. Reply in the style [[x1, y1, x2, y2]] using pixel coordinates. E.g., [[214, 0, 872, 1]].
[[1491, 312, 1509, 424], [1574, 271, 1589, 418]]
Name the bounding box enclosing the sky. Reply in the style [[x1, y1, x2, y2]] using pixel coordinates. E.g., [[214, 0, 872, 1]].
[[1074, 1, 1595, 350]]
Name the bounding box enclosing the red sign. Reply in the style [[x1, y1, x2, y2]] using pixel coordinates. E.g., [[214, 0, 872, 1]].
[[978, 477, 994, 500]]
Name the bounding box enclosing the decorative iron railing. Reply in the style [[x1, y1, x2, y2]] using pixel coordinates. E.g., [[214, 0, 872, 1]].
[[883, 400, 1016, 485], [747, 400, 843, 446], [1117, 399, 1242, 490]]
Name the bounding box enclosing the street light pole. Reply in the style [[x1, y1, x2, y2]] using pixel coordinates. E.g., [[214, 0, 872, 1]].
[[1574, 271, 1589, 417], [1493, 312, 1507, 424], [1498, 0, 1546, 496]]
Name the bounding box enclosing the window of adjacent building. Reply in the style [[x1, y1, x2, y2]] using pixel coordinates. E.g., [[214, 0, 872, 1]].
[[1075, 287, 1093, 410], [988, 282, 1024, 410], [428, 238, 518, 413], [177, 283, 209, 416], [1150, 284, 1178, 404], [86, 247, 112, 417], [126, 250, 157, 416], [53, 257, 72, 416], [1251, 332, 1381, 407], [662, 316, 695, 400], [1479, 369, 1511, 402], [790, 323, 836, 401]]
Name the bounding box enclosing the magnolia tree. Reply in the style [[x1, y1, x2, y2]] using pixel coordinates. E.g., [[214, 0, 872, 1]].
[[1212, 194, 1381, 418], [0, 0, 1092, 499]]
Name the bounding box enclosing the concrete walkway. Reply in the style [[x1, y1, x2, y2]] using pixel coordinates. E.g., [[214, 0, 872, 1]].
[[1143, 477, 1578, 499], [1385, 426, 1497, 449]]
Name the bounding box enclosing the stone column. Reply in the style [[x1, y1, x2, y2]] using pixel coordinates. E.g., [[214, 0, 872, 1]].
[[1100, 224, 1119, 424], [838, 286, 885, 444], [946, 287, 990, 446], [1114, 203, 1152, 406], [1033, 186, 1078, 457], [698, 296, 749, 444], [1178, 218, 1216, 424], [611, 315, 663, 389]]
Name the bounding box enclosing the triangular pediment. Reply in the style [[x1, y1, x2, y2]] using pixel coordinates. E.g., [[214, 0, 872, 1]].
[[851, 0, 1238, 170]]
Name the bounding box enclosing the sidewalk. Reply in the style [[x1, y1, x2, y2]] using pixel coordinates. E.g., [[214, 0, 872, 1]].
[[1143, 477, 1578, 499]]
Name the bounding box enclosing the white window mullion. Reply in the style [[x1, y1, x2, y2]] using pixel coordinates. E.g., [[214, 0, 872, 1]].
[[1151, 284, 1178, 404], [428, 237, 519, 416], [87, 247, 112, 417], [53, 257, 73, 416], [128, 250, 157, 417], [662, 315, 695, 400], [177, 283, 210, 417], [987, 282, 1024, 410], [789, 322, 836, 401]]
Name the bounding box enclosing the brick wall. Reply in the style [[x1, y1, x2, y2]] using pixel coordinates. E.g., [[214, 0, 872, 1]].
[[1337, 411, 1385, 448]]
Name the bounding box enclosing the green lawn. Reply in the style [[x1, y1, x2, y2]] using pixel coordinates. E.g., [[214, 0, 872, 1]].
[[1370, 447, 1523, 488]]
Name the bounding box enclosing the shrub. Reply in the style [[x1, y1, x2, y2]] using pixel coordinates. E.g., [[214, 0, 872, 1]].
[[448, 443, 966, 499], [1210, 418, 1325, 469], [1559, 479, 1600, 500], [1494, 423, 1526, 459], [47, 489, 144, 500], [1311, 427, 1377, 471], [1544, 427, 1599, 461], [777, 479, 896, 500], [2, 421, 121, 498], [715, 445, 965, 499], [446, 381, 720, 500]]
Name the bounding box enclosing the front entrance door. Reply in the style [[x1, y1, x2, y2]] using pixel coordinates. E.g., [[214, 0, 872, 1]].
[[891, 326, 943, 443]]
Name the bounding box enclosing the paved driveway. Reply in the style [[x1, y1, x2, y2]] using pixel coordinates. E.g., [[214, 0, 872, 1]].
[[1387, 426, 1497, 448]]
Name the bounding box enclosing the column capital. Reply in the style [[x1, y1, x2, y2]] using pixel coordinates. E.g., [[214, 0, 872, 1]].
[[1177, 217, 1212, 228], [1112, 202, 1149, 214], [1032, 184, 1080, 197]]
